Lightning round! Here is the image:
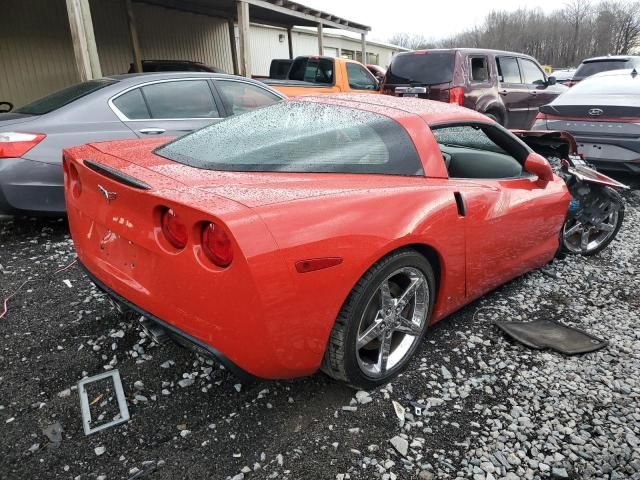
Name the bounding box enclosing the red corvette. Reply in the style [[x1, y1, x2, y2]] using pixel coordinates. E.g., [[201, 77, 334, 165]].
[[64, 94, 570, 388]]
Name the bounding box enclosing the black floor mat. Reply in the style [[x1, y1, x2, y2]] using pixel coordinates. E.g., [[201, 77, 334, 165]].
[[494, 319, 607, 354]]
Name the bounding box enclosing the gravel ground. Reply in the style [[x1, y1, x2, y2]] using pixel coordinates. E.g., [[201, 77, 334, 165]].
[[0, 185, 638, 480]]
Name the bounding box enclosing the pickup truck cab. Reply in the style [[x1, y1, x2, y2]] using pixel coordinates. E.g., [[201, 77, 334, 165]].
[[263, 56, 380, 97]]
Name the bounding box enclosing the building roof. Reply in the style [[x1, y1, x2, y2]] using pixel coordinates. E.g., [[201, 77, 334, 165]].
[[136, 0, 370, 34]]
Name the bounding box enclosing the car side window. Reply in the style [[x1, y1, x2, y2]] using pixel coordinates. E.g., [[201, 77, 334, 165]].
[[519, 59, 546, 85], [215, 80, 282, 116], [470, 56, 489, 82], [496, 57, 522, 84], [432, 124, 525, 179], [112, 88, 150, 119], [346, 63, 379, 90], [141, 80, 219, 119]]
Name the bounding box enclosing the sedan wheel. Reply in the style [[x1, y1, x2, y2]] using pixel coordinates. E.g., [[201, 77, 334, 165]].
[[322, 250, 435, 389]]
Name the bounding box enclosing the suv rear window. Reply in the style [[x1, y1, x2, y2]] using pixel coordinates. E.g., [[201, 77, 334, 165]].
[[15, 79, 117, 115], [156, 102, 423, 176], [386, 52, 455, 85], [574, 59, 635, 80], [288, 57, 334, 84]]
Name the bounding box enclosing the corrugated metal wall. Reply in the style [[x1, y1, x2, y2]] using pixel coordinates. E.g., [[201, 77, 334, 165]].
[[1, 0, 235, 107], [0, 0, 80, 108], [91, 0, 234, 76], [249, 25, 290, 76]]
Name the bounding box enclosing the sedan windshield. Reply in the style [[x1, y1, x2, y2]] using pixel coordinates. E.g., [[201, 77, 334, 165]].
[[15, 79, 117, 115], [156, 102, 423, 176]]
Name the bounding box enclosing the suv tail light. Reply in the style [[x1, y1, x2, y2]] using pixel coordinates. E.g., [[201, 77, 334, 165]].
[[0, 132, 46, 158], [448, 87, 464, 106], [161, 209, 188, 249], [201, 222, 233, 268]]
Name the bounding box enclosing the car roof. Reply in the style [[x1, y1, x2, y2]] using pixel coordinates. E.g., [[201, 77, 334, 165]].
[[581, 55, 640, 63], [105, 72, 269, 86], [398, 48, 537, 60], [296, 93, 491, 126]]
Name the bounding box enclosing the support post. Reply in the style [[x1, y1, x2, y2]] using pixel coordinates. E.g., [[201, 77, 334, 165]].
[[124, 0, 143, 73], [228, 18, 239, 75], [317, 22, 323, 55], [287, 26, 294, 60], [66, 0, 102, 81], [237, 0, 251, 77], [361, 32, 367, 64]]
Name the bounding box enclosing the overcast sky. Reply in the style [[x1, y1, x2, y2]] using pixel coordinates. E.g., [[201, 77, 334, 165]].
[[300, 0, 565, 42]]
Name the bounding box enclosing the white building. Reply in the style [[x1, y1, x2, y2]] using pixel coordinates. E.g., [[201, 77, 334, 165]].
[[247, 24, 407, 76]]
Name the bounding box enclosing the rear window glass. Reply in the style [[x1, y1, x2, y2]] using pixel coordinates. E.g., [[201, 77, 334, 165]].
[[288, 58, 334, 84], [15, 79, 117, 115], [386, 52, 455, 85], [566, 72, 640, 95], [574, 60, 633, 79], [155, 102, 423, 176]]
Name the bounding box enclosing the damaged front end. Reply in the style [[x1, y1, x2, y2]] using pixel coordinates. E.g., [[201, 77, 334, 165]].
[[513, 130, 628, 256]]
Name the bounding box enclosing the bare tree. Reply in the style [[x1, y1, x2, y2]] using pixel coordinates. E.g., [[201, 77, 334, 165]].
[[387, 0, 640, 66]]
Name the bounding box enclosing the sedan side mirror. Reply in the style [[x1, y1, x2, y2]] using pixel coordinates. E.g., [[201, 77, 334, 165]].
[[547, 76, 557, 86], [524, 152, 554, 183]]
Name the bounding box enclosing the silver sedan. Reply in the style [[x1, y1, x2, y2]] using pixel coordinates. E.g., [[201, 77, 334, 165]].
[[533, 69, 640, 174], [0, 73, 284, 215]]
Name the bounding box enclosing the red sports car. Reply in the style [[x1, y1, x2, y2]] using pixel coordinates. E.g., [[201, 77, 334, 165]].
[[64, 94, 569, 388]]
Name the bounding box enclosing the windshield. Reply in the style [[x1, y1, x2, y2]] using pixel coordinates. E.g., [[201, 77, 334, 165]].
[[14, 79, 117, 115], [574, 59, 635, 80], [155, 102, 423, 176], [386, 52, 455, 85]]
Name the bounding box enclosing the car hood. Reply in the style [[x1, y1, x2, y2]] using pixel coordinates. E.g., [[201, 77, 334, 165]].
[[87, 138, 423, 208]]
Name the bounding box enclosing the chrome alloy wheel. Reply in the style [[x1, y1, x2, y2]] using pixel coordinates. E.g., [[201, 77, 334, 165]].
[[355, 267, 428, 377], [562, 209, 619, 254]]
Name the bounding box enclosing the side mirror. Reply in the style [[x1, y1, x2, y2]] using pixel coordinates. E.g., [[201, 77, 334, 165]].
[[547, 76, 557, 86], [524, 152, 554, 183]]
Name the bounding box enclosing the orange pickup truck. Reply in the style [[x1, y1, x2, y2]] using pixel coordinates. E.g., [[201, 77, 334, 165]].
[[262, 56, 380, 97]]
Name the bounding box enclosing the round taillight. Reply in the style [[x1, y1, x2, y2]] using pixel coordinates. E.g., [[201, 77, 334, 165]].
[[69, 163, 82, 198], [161, 209, 188, 249], [201, 222, 233, 267]]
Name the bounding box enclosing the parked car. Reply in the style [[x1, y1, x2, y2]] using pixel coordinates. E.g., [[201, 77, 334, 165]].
[[63, 94, 574, 388], [127, 60, 226, 74], [0, 73, 284, 216], [366, 64, 386, 82], [569, 55, 640, 86], [382, 48, 568, 129], [552, 69, 576, 85], [262, 56, 380, 97], [533, 68, 640, 173]]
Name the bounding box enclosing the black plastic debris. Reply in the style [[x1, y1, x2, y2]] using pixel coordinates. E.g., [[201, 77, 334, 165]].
[[494, 319, 607, 354]]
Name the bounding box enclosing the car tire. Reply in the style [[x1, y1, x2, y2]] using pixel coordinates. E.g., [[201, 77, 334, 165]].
[[321, 249, 435, 389]]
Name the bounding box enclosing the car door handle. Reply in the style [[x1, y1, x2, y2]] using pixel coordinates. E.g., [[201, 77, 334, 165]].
[[499, 89, 508, 96], [138, 128, 166, 135], [529, 91, 538, 95]]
